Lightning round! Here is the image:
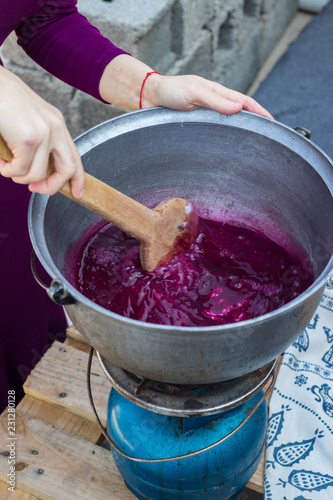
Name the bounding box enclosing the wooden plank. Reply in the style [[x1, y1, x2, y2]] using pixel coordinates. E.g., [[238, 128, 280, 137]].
[[65, 327, 91, 353], [63, 337, 91, 354], [246, 451, 265, 493], [0, 480, 39, 499], [66, 325, 88, 344], [23, 341, 110, 425], [17, 396, 103, 445], [245, 358, 282, 494], [0, 410, 135, 500]]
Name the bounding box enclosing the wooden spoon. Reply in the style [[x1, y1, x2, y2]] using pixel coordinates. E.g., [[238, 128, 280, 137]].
[[0, 135, 199, 271]]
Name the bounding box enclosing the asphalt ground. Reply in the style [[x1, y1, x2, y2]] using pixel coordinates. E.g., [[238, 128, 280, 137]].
[[253, 1, 333, 160]]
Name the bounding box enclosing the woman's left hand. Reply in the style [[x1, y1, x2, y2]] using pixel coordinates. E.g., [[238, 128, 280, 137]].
[[145, 73, 274, 119]]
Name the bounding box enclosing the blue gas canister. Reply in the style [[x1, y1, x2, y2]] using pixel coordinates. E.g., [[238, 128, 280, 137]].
[[106, 388, 268, 500]]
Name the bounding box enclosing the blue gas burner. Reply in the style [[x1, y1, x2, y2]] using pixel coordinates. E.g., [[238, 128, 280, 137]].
[[91, 354, 276, 500]]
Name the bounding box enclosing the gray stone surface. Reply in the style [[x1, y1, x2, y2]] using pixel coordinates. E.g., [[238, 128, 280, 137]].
[[77, 0, 174, 60], [262, 0, 278, 14], [215, 16, 262, 93], [170, 0, 216, 56], [260, 0, 298, 64], [168, 30, 213, 78], [68, 92, 126, 136], [1, 0, 298, 138]]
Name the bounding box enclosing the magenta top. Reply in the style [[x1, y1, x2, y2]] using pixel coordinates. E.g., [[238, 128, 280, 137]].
[[0, 1, 129, 413], [0, 0, 129, 100]]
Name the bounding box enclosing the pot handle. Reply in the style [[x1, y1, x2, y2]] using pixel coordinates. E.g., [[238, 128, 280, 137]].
[[294, 126, 311, 139], [87, 347, 276, 463], [327, 275, 333, 289], [30, 250, 76, 305]]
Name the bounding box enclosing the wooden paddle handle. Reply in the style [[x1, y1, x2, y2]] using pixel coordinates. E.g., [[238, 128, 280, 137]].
[[0, 135, 13, 162], [68, 172, 158, 243], [0, 134, 157, 243]]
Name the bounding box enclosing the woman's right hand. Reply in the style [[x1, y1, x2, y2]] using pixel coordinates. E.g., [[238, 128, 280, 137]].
[[0, 66, 84, 198]]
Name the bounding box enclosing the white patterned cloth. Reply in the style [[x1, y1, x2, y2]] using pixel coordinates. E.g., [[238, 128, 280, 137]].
[[265, 283, 333, 500]]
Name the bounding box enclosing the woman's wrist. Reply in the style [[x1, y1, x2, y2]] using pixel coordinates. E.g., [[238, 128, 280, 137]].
[[139, 71, 162, 109], [99, 54, 162, 110]]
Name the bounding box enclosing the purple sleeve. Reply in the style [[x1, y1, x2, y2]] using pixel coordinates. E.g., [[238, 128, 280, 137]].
[[15, 1, 130, 102]]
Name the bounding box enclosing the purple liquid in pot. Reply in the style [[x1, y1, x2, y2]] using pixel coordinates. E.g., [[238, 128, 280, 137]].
[[70, 216, 314, 327]]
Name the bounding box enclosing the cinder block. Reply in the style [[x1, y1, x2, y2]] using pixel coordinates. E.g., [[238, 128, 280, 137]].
[[68, 91, 126, 138], [3, 62, 73, 120], [243, 0, 264, 17], [168, 30, 213, 79], [262, 0, 277, 14], [207, 0, 244, 53], [1, 33, 38, 70], [77, 0, 176, 70], [260, 0, 298, 64], [170, 0, 216, 56], [214, 18, 262, 92], [133, 9, 176, 72]]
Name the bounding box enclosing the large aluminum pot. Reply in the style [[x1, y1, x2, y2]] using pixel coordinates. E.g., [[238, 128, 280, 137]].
[[28, 108, 333, 384]]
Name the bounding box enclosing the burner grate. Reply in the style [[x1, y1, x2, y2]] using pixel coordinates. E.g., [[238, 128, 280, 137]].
[[97, 354, 276, 417]]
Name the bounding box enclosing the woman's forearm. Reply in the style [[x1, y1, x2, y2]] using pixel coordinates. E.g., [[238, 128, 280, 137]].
[[99, 54, 156, 110]]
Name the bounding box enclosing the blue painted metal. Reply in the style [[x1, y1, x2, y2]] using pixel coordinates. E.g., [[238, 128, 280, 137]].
[[106, 388, 267, 499]]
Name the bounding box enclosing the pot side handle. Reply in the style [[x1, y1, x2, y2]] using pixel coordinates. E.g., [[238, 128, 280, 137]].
[[294, 126, 311, 139], [30, 250, 76, 306], [327, 275, 333, 289]]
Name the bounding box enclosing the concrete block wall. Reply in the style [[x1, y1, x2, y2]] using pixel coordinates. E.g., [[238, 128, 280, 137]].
[[1, 0, 297, 138]]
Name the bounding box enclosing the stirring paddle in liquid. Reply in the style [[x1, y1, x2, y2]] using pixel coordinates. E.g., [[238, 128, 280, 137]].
[[0, 134, 199, 271]]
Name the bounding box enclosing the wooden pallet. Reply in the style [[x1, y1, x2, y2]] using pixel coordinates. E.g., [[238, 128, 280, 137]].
[[0, 326, 274, 499]]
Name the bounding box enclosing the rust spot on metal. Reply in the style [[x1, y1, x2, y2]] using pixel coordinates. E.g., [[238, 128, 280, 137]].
[[135, 378, 149, 396], [153, 382, 180, 394]]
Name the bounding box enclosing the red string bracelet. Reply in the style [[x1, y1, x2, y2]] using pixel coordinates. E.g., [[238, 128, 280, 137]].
[[139, 71, 161, 109]]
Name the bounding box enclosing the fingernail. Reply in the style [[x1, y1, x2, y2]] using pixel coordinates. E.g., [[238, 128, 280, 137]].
[[78, 188, 84, 199]]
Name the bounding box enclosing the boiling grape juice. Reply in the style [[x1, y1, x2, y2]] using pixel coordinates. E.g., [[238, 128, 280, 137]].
[[68, 217, 314, 327]]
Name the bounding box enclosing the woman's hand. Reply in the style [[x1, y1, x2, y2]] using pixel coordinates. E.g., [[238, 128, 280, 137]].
[[0, 66, 84, 198], [100, 55, 273, 119], [144, 73, 274, 119]]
